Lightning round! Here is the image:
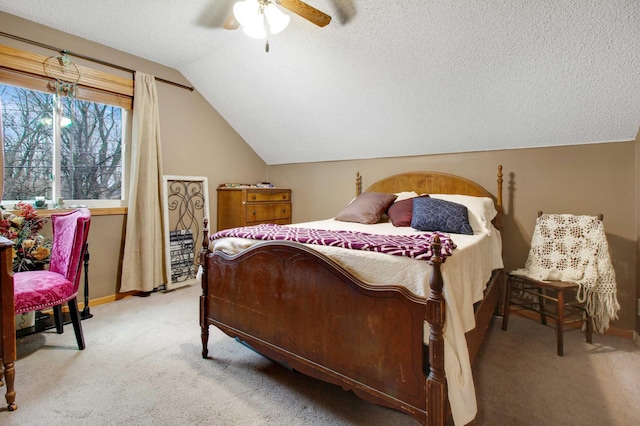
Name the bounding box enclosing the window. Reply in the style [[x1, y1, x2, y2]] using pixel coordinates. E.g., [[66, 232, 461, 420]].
[[1, 83, 125, 205], [0, 43, 133, 209]]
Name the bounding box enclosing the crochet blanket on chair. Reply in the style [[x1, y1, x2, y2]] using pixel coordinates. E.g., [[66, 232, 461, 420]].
[[511, 214, 620, 333]]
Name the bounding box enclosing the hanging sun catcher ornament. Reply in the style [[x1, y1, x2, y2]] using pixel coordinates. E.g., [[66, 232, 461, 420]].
[[43, 51, 81, 110]]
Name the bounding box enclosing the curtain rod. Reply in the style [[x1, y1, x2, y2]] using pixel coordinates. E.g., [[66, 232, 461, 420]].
[[0, 31, 194, 92]]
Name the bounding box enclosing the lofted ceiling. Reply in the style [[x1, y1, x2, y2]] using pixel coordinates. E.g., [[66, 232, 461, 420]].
[[0, 1, 638, 165]]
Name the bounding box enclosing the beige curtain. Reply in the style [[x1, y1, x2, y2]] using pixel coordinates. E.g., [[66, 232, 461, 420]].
[[120, 72, 165, 293]]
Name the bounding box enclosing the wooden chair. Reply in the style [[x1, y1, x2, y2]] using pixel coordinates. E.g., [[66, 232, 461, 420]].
[[13, 208, 91, 350], [502, 212, 598, 356]]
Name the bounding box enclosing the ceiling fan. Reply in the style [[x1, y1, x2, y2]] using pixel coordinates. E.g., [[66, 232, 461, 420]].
[[224, 0, 331, 51]]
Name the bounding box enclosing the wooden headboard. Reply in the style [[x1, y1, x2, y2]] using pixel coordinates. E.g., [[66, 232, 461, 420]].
[[355, 165, 504, 230]]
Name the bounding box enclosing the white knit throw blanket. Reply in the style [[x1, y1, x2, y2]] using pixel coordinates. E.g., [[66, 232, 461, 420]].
[[511, 214, 619, 333]]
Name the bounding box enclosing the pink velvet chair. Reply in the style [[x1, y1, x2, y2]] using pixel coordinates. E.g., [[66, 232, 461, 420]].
[[14, 208, 91, 350]]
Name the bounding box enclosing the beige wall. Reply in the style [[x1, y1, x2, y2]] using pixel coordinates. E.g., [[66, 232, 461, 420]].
[[2, 12, 638, 333], [268, 141, 639, 331]]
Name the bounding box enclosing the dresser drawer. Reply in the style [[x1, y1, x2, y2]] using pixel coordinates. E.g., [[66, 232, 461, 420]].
[[246, 203, 291, 224], [246, 191, 291, 203]]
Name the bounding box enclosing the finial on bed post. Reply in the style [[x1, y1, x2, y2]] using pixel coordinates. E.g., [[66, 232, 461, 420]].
[[495, 165, 504, 230], [426, 233, 447, 426], [355, 172, 362, 196], [201, 218, 210, 255]]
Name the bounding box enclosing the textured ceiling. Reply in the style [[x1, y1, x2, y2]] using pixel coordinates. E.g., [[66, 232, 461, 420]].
[[1, 1, 638, 165]]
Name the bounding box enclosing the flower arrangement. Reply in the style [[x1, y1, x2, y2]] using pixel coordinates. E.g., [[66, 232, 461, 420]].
[[0, 202, 52, 272]]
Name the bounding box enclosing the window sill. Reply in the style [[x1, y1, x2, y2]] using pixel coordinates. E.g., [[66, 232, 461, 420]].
[[3, 207, 127, 217]]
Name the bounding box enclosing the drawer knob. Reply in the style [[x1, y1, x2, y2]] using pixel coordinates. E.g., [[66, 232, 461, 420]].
[[282, 209, 286, 213], [251, 195, 256, 200]]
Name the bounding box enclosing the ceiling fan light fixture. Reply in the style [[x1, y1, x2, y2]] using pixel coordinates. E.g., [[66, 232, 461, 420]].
[[264, 3, 290, 34], [233, 0, 290, 39], [242, 14, 267, 39], [233, 0, 261, 27]]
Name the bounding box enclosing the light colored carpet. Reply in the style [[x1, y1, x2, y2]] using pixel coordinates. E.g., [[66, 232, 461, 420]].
[[1, 283, 638, 425]]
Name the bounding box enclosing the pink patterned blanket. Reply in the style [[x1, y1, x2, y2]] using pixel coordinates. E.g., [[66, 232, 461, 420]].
[[211, 223, 456, 261]]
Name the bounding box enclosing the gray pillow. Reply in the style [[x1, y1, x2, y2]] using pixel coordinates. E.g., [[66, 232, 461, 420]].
[[411, 197, 473, 235], [335, 192, 398, 224]]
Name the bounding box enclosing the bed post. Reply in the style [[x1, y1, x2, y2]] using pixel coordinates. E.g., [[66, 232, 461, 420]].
[[426, 234, 447, 426], [200, 218, 210, 359], [355, 172, 362, 196], [495, 165, 504, 230]]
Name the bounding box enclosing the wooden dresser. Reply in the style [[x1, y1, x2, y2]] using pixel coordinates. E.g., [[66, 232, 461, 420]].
[[217, 185, 292, 231]]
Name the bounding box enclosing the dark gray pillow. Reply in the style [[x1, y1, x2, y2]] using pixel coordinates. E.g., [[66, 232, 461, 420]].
[[335, 192, 398, 224], [411, 197, 473, 235]]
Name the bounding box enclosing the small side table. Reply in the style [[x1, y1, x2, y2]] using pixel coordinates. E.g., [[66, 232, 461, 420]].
[[81, 243, 92, 320]]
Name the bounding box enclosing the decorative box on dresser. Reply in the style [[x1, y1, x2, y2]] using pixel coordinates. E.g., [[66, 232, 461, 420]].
[[217, 185, 292, 231]]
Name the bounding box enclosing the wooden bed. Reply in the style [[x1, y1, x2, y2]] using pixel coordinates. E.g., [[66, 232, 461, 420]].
[[199, 166, 504, 426]]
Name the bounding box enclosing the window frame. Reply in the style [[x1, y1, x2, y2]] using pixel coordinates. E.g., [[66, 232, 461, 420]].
[[0, 43, 133, 209]]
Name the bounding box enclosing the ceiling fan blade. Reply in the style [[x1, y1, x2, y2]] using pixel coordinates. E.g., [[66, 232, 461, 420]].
[[278, 0, 332, 27], [223, 13, 240, 30]]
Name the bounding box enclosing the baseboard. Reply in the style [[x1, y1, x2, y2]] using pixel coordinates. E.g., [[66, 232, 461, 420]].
[[508, 308, 636, 340], [40, 291, 150, 315], [603, 325, 636, 340], [90, 292, 139, 306]]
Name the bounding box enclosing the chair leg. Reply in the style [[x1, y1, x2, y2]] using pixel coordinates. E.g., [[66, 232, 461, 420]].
[[68, 298, 86, 350], [53, 305, 64, 334], [537, 287, 547, 326], [585, 313, 593, 344], [501, 276, 512, 331], [556, 290, 565, 356]]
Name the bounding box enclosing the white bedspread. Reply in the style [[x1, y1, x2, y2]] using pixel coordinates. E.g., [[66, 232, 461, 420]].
[[212, 219, 503, 425]]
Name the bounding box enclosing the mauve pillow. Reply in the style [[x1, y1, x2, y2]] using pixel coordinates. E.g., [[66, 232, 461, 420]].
[[411, 197, 473, 235], [335, 192, 398, 224], [387, 194, 430, 227]]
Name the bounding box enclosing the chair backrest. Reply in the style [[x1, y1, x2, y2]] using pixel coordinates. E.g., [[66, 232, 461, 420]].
[[538, 210, 603, 221], [48, 208, 91, 290]]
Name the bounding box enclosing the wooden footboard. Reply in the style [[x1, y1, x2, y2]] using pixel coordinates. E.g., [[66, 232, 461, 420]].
[[200, 227, 444, 424]]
